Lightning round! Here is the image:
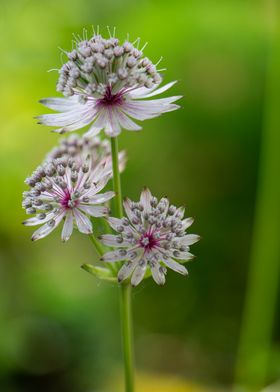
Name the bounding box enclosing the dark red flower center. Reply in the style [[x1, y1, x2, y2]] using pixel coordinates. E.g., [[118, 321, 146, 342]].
[[97, 86, 124, 107], [60, 191, 77, 209], [139, 232, 160, 251]]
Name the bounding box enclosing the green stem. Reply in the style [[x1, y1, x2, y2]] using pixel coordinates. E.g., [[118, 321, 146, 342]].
[[235, 2, 280, 390], [120, 283, 134, 392], [110, 136, 134, 392], [89, 233, 103, 256], [110, 137, 123, 218]]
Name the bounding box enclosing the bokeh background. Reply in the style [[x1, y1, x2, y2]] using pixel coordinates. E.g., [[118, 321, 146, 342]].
[[0, 0, 279, 391]]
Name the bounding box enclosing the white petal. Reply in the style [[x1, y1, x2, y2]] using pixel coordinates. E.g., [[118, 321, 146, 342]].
[[162, 258, 188, 275], [121, 102, 160, 120], [88, 191, 115, 204], [123, 198, 135, 222], [101, 249, 130, 263], [131, 260, 147, 286], [23, 212, 56, 226], [116, 110, 142, 131], [107, 217, 124, 231], [61, 212, 74, 242], [140, 187, 152, 213], [73, 209, 92, 234], [173, 251, 194, 261], [107, 217, 137, 235], [99, 234, 131, 247], [39, 96, 80, 112], [104, 109, 121, 137], [179, 234, 200, 246], [78, 205, 109, 217], [37, 108, 86, 126], [181, 217, 194, 230], [118, 260, 138, 282], [131, 81, 177, 99], [150, 262, 166, 285], [31, 211, 65, 241], [84, 124, 102, 138]]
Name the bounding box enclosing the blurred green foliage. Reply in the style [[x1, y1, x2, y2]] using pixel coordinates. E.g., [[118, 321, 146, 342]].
[[0, 0, 279, 391]]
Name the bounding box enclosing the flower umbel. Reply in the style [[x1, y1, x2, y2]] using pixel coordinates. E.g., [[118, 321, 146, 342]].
[[47, 133, 126, 172], [23, 140, 115, 241], [37, 30, 181, 137], [100, 188, 200, 286]]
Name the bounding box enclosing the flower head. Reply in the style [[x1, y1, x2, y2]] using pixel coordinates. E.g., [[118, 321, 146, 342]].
[[100, 188, 200, 286], [37, 30, 181, 137], [47, 133, 126, 172], [23, 137, 116, 241]]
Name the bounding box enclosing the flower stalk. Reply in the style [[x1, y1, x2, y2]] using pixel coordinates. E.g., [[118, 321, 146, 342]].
[[120, 282, 134, 392], [110, 135, 134, 392]]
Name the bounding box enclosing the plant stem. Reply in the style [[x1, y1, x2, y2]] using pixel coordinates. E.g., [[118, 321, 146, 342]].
[[120, 283, 134, 392], [89, 233, 103, 256], [235, 1, 280, 390], [110, 137, 123, 218], [110, 136, 134, 392]]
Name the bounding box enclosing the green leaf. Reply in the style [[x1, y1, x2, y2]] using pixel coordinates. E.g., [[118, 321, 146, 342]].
[[81, 264, 117, 282]]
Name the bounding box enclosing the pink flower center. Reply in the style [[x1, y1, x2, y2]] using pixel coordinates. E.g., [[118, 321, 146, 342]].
[[139, 232, 160, 251], [60, 190, 78, 209], [97, 86, 124, 107]]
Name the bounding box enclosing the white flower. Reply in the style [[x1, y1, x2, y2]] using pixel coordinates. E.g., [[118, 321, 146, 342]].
[[22, 138, 116, 241], [47, 133, 126, 172], [100, 188, 200, 286], [36, 32, 181, 137]]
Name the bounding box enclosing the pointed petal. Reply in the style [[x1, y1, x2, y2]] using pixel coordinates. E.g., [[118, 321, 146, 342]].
[[107, 217, 124, 231], [73, 209, 92, 234], [131, 260, 147, 286], [116, 110, 142, 131], [101, 249, 129, 263], [162, 258, 188, 275], [23, 212, 56, 226], [179, 234, 200, 246], [181, 217, 194, 230], [99, 234, 131, 247], [123, 198, 135, 222], [118, 260, 138, 282], [140, 187, 152, 213], [31, 211, 65, 241], [104, 109, 121, 137], [150, 262, 166, 285], [173, 251, 194, 261], [84, 124, 102, 138], [39, 96, 80, 112], [131, 81, 177, 99], [88, 191, 115, 204], [61, 212, 74, 242], [78, 205, 109, 217]]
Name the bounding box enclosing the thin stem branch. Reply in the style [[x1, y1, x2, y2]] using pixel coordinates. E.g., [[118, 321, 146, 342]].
[[120, 283, 134, 392], [110, 136, 134, 392], [89, 233, 103, 256]]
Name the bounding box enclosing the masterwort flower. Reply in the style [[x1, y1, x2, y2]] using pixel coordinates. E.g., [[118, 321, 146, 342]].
[[100, 188, 200, 286], [47, 133, 126, 172], [37, 29, 181, 137], [22, 141, 115, 241]]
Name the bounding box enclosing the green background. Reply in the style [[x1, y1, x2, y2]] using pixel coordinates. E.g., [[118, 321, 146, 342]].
[[0, 0, 279, 391]]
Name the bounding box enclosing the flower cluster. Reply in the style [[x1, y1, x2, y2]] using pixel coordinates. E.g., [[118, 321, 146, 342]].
[[47, 133, 126, 172], [37, 32, 181, 137], [23, 28, 199, 287], [100, 188, 199, 286], [23, 139, 115, 241]]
